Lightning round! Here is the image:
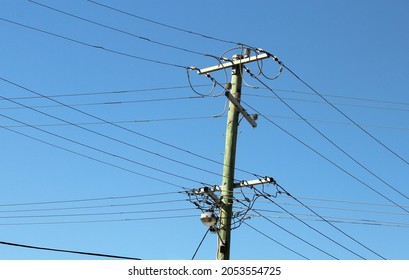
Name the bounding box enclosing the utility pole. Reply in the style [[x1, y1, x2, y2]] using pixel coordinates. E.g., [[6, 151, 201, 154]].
[[197, 51, 269, 260], [218, 54, 242, 260]]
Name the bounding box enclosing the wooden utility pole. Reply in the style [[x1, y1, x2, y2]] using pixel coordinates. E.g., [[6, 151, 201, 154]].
[[197, 51, 269, 260]]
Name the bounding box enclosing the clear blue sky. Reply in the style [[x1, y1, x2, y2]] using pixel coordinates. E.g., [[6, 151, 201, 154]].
[[0, 0, 408, 260]]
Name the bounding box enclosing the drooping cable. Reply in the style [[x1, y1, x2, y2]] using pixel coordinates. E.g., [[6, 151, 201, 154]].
[[0, 214, 198, 226], [0, 17, 187, 69], [29, 0, 208, 57], [260, 183, 386, 260], [239, 99, 409, 214], [281, 63, 409, 166], [0, 240, 141, 260], [0, 112, 204, 187], [243, 221, 309, 260], [0, 124, 184, 189], [244, 66, 409, 203], [191, 228, 210, 260], [236, 201, 338, 259], [87, 0, 242, 46]]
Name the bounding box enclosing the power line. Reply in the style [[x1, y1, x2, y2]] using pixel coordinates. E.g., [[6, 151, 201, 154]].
[[257, 201, 409, 217], [0, 200, 189, 214], [249, 88, 409, 108], [288, 196, 409, 209], [4, 84, 407, 110], [0, 191, 183, 208], [282, 63, 409, 166], [0, 207, 196, 220], [243, 221, 309, 260], [246, 209, 409, 228], [0, 240, 141, 260], [0, 95, 209, 110], [0, 125, 185, 189], [191, 228, 210, 260], [247, 207, 339, 259], [29, 0, 207, 57], [266, 184, 386, 259], [0, 81, 220, 185], [0, 17, 187, 69], [87, 0, 241, 46], [247, 93, 409, 113], [0, 84, 210, 100], [4, 114, 409, 132], [251, 189, 367, 259], [0, 214, 198, 226], [0, 75, 265, 181], [240, 99, 409, 214], [0, 108, 208, 186], [244, 66, 409, 202]]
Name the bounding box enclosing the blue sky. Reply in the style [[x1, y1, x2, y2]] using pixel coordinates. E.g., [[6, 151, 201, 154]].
[[0, 0, 408, 260]]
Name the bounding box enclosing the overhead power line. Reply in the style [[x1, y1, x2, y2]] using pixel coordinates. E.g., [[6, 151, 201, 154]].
[[191, 228, 210, 260], [0, 240, 140, 260], [0, 124, 185, 189], [29, 0, 207, 57], [246, 207, 339, 260], [87, 0, 241, 45], [0, 191, 183, 208], [246, 209, 409, 228], [0, 17, 187, 69], [244, 66, 409, 202], [0, 214, 198, 226], [0, 79, 221, 185], [240, 99, 409, 214], [0, 200, 189, 214], [266, 184, 386, 259], [282, 64, 409, 166], [243, 221, 309, 260]]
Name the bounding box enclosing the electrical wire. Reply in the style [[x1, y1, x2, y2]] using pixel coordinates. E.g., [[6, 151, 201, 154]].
[[243, 221, 309, 260], [247, 207, 339, 259], [4, 114, 408, 132], [29, 0, 208, 57], [0, 207, 196, 220], [288, 196, 409, 209], [5, 84, 406, 111], [244, 66, 409, 203], [0, 84, 211, 101], [0, 109, 208, 186], [0, 81, 220, 185], [87, 0, 242, 46], [0, 17, 187, 69], [257, 201, 409, 217], [246, 93, 409, 113], [0, 125, 184, 189], [0, 191, 183, 208], [0, 76, 266, 182], [0, 240, 141, 260], [0, 95, 210, 110], [240, 99, 409, 214], [261, 184, 386, 259], [245, 210, 409, 228], [251, 190, 367, 259], [281, 63, 409, 166], [0, 200, 189, 214], [0, 214, 198, 226], [191, 228, 210, 260]]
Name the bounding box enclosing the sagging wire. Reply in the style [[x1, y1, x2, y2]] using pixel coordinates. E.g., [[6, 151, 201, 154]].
[[254, 48, 284, 80], [186, 66, 216, 97], [255, 180, 386, 260], [191, 228, 211, 260]]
